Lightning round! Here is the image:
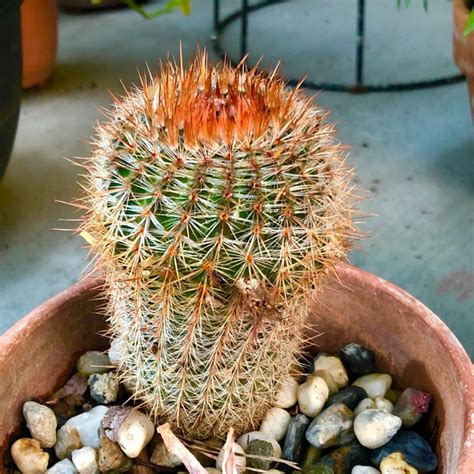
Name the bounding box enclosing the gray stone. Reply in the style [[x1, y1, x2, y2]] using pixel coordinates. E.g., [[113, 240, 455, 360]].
[[88, 372, 119, 405], [246, 439, 274, 471], [77, 352, 111, 378], [306, 403, 355, 449], [23, 401, 57, 448], [150, 436, 183, 468], [47, 459, 78, 474], [282, 414, 309, 462]]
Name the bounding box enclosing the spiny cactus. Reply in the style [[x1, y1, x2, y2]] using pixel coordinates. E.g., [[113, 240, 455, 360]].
[[77, 51, 357, 439]]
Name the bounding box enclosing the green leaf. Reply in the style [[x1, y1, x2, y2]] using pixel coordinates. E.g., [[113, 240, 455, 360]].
[[120, 0, 192, 20], [464, 8, 474, 37]]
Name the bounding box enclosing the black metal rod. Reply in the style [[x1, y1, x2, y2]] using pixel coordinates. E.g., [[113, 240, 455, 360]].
[[210, 0, 464, 93], [356, 0, 366, 87], [213, 0, 219, 33], [241, 0, 249, 58]]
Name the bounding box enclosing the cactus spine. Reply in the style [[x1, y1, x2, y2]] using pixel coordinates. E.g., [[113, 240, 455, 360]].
[[78, 52, 357, 438]]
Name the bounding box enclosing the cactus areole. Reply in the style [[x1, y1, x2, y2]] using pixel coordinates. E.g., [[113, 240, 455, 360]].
[[78, 52, 357, 438]]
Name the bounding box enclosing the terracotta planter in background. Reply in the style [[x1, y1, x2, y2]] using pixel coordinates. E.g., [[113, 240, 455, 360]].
[[21, 0, 58, 88], [453, 0, 474, 122], [0, 264, 472, 472]]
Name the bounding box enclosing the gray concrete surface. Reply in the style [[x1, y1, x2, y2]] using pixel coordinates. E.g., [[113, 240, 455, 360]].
[[0, 0, 472, 356]]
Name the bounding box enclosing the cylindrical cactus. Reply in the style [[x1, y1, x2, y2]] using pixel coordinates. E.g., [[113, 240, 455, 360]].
[[78, 52, 357, 439]]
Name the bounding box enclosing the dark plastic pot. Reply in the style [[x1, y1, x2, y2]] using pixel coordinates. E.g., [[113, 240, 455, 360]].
[[0, 0, 22, 179]]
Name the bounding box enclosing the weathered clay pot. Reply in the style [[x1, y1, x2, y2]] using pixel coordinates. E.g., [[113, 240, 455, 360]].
[[0, 264, 472, 472], [453, 0, 474, 122], [21, 0, 58, 88]]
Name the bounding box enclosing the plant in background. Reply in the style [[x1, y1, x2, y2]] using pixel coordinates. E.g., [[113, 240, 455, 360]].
[[77, 51, 357, 439], [91, 0, 191, 19]]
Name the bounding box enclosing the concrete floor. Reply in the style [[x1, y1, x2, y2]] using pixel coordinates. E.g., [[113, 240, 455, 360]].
[[0, 0, 473, 356]]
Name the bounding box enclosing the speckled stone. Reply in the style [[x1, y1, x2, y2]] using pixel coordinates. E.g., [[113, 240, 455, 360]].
[[304, 440, 370, 474], [246, 439, 274, 471], [302, 445, 323, 468], [282, 414, 310, 462], [76, 352, 111, 378], [98, 427, 131, 472], [339, 343, 375, 377], [23, 401, 57, 448], [325, 386, 368, 411], [306, 404, 355, 449], [370, 431, 438, 472], [392, 388, 431, 427], [88, 372, 119, 405]]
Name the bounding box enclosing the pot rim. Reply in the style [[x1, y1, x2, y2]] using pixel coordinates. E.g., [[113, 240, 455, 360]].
[[0, 263, 472, 470]]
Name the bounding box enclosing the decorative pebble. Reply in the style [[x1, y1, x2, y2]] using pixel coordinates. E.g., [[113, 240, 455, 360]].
[[325, 386, 368, 411], [71, 446, 99, 474], [354, 409, 402, 449], [297, 374, 329, 417], [352, 374, 392, 398], [300, 465, 333, 474], [98, 426, 130, 472], [88, 372, 119, 404], [303, 440, 369, 474], [108, 339, 124, 367], [392, 388, 431, 427], [76, 351, 111, 378], [282, 414, 310, 462], [206, 469, 221, 474], [23, 401, 57, 448], [237, 431, 281, 458], [64, 405, 108, 449], [352, 466, 380, 474], [246, 439, 274, 471], [216, 442, 246, 472], [313, 355, 349, 388], [374, 396, 394, 413], [274, 376, 299, 408], [47, 458, 78, 473], [314, 370, 339, 394], [380, 452, 418, 473], [116, 410, 154, 458], [150, 435, 183, 468], [354, 398, 376, 417], [11, 438, 49, 474], [370, 431, 438, 472], [55, 425, 82, 460], [302, 445, 323, 468], [259, 407, 291, 441], [340, 343, 375, 377], [306, 403, 355, 449]]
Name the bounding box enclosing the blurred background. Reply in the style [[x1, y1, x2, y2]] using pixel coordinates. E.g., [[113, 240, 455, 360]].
[[0, 0, 472, 355]]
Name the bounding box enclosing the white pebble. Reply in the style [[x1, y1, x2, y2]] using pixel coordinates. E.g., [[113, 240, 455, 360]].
[[354, 409, 402, 449], [274, 376, 299, 408], [116, 410, 154, 458], [216, 442, 245, 472], [23, 401, 57, 448], [237, 431, 282, 458], [313, 355, 349, 388], [71, 447, 98, 474], [259, 407, 291, 441], [354, 398, 376, 417], [47, 458, 78, 473], [352, 466, 381, 474], [352, 374, 392, 398], [374, 396, 394, 413], [297, 374, 329, 417], [11, 438, 49, 474], [65, 405, 108, 449], [313, 369, 339, 394], [108, 339, 124, 367]]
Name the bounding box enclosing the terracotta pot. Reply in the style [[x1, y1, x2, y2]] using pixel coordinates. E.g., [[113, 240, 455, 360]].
[[453, 0, 474, 122], [21, 0, 58, 89], [0, 0, 22, 178], [0, 264, 472, 472]]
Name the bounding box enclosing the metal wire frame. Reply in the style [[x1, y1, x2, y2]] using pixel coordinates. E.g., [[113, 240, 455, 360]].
[[211, 0, 465, 93]]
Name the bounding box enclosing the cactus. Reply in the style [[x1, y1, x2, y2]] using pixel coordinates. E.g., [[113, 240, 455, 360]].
[[77, 52, 357, 439]]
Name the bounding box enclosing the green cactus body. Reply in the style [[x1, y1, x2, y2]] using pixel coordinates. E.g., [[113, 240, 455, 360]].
[[79, 53, 356, 438]]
